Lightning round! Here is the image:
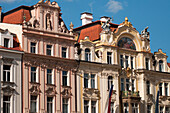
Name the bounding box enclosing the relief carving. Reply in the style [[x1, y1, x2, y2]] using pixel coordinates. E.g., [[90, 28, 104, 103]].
[[83, 88, 100, 100], [61, 86, 72, 98], [45, 84, 57, 96], [29, 83, 41, 95]]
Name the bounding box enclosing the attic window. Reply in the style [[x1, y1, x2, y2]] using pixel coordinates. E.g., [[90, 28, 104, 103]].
[[4, 38, 9, 48], [118, 37, 136, 50]]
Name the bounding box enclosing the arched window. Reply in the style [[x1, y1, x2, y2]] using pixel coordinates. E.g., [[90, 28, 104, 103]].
[[85, 48, 91, 61], [159, 60, 163, 72], [118, 37, 136, 50], [108, 76, 113, 90]]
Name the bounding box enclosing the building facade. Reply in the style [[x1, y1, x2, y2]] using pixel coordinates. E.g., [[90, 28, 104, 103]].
[[0, 1, 78, 113], [74, 13, 170, 113], [0, 28, 23, 113]]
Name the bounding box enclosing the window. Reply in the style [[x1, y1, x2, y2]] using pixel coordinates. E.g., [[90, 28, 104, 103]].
[[147, 105, 151, 113], [165, 83, 168, 96], [62, 47, 67, 58], [159, 83, 163, 96], [132, 79, 135, 92], [3, 96, 10, 113], [62, 71, 68, 86], [126, 79, 130, 91], [120, 55, 124, 68], [145, 58, 149, 70], [107, 52, 112, 64], [146, 81, 150, 94], [125, 56, 129, 68], [47, 97, 53, 113], [84, 73, 89, 88], [47, 69, 52, 84], [85, 48, 91, 61], [108, 76, 113, 90], [91, 74, 95, 89], [110, 102, 114, 113], [30, 96, 37, 113], [31, 67, 37, 82], [159, 60, 163, 72], [131, 57, 134, 69], [132, 103, 138, 113], [91, 101, 96, 113], [46, 45, 52, 56], [4, 38, 9, 48], [165, 107, 170, 113], [121, 78, 124, 91], [63, 98, 68, 113], [3, 65, 10, 82], [160, 106, 163, 113], [84, 100, 89, 113], [31, 42, 36, 53], [124, 103, 129, 113]]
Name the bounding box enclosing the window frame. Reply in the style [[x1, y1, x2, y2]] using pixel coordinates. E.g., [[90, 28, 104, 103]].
[[46, 44, 52, 56], [3, 65, 11, 82], [3, 96, 11, 113], [62, 98, 68, 113], [85, 48, 91, 61], [107, 52, 112, 64], [62, 47, 67, 58], [47, 97, 53, 113], [31, 67, 37, 83], [30, 42, 37, 54], [62, 71, 68, 86], [30, 95, 37, 113], [47, 69, 53, 84]]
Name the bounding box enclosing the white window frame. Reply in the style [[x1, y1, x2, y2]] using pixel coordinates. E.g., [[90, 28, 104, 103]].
[[132, 103, 138, 113], [146, 81, 150, 95], [164, 83, 169, 96], [30, 95, 38, 113], [63, 98, 69, 113], [0, 32, 13, 48], [145, 58, 150, 70], [84, 100, 89, 113], [3, 65, 11, 82], [3, 95, 11, 113], [62, 47, 68, 58], [107, 52, 112, 64], [31, 67, 38, 83], [47, 69, 53, 84], [47, 97, 53, 113], [85, 48, 91, 61], [91, 101, 96, 113], [46, 44, 53, 56], [108, 76, 113, 90]]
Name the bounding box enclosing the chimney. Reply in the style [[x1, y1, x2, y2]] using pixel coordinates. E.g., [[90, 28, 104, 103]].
[[100, 16, 111, 22], [0, 6, 2, 22], [81, 12, 93, 26]]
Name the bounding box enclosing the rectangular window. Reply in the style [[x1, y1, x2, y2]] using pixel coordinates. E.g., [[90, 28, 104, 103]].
[[91, 74, 95, 89], [47, 97, 53, 113], [3, 65, 10, 82], [47, 69, 52, 84], [126, 79, 130, 91], [124, 103, 129, 113], [3, 96, 10, 113], [165, 107, 170, 113], [30, 96, 37, 113], [84, 73, 89, 88], [165, 83, 168, 96], [132, 103, 138, 113], [46, 45, 52, 56], [146, 81, 150, 94], [62, 47, 67, 58], [85, 48, 91, 61], [91, 101, 96, 113], [63, 98, 68, 113], [145, 58, 149, 70], [62, 71, 68, 86], [125, 56, 129, 68], [107, 52, 112, 64], [110, 102, 114, 113], [159, 83, 163, 96], [121, 78, 124, 91], [4, 38, 9, 48], [108, 76, 113, 90], [147, 105, 151, 113], [132, 79, 135, 92], [131, 57, 134, 69], [84, 100, 89, 113], [120, 55, 124, 68], [160, 106, 163, 113], [31, 67, 37, 82], [31, 42, 36, 53]]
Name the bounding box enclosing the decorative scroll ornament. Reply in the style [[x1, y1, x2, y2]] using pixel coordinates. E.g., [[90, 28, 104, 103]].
[[123, 17, 133, 27]]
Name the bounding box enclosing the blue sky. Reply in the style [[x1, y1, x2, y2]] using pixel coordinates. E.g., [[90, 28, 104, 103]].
[[1, 0, 170, 61]]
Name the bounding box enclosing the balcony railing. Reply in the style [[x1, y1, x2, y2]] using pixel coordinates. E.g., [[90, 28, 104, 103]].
[[122, 91, 140, 97]]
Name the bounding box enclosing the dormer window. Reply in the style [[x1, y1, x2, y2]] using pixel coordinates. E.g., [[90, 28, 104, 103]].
[[4, 38, 9, 48], [85, 48, 91, 61]]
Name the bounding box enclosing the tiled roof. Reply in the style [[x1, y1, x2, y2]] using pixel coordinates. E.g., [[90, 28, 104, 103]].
[[74, 20, 119, 42], [2, 6, 32, 24], [168, 63, 170, 68]]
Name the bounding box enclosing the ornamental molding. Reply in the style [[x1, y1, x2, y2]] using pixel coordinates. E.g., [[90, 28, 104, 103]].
[[29, 82, 41, 95], [61, 86, 72, 98], [83, 88, 100, 100], [45, 84, 57, 96], [1, 85, 15, 96]]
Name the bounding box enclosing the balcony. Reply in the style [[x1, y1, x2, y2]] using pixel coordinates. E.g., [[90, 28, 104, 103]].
[[122, 91, 141, 102]]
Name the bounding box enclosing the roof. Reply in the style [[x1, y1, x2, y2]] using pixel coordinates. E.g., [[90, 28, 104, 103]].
[[74, 20, 119, 42], [2, 5, 32, 24], [168, 63, 170, 68]]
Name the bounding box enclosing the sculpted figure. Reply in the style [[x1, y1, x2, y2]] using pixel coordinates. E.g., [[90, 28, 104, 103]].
[[141, 26, 149, 39], [46, 14, 52, 30]]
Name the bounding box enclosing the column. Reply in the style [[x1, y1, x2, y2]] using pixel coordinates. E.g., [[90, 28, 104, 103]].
[[40, 8, 44, 30], [54, 11, 59, 32]]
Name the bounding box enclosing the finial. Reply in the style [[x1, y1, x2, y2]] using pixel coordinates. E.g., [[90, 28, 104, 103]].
[[125, 17, 128, 21], [69, 22, 74, 35], [38, 0, 44, 3], [69, 22, 74, 28]]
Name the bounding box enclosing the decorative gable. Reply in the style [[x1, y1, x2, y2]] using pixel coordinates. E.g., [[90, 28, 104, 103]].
[[0, 29, 13, 48]]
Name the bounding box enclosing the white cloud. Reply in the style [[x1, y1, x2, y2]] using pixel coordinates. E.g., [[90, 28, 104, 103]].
[[106, 0, 123, 13], [0, 0, 16, 3]]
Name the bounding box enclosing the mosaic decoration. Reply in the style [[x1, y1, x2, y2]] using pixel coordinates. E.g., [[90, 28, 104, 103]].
[[118, 37, 136, 50]]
